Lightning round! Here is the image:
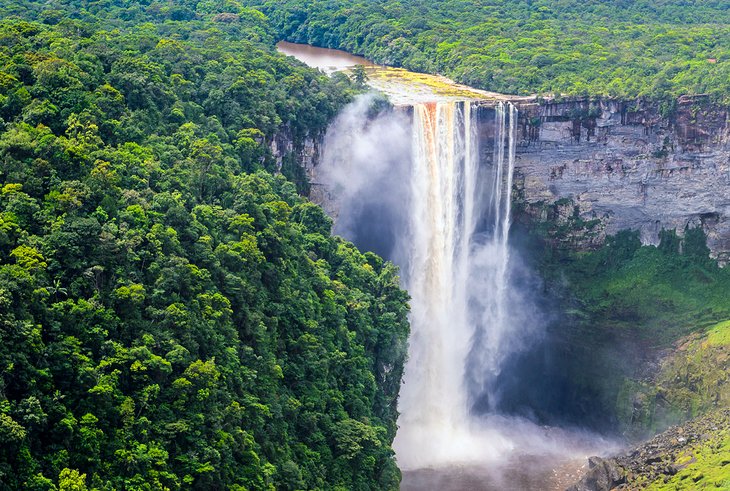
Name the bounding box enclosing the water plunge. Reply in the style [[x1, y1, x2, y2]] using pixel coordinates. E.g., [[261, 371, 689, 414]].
[[393, 100, 525, 469], [318, 94, 614, 485]]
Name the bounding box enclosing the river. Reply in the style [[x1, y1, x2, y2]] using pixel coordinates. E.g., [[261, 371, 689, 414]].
[[277, 41, 532, 105], [276, 41, 376, 74]]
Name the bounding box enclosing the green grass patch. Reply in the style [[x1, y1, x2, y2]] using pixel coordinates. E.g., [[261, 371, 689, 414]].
[[647, 433, 730, 490], [706, 320, 730, 346], [548, 229, 730, 347]]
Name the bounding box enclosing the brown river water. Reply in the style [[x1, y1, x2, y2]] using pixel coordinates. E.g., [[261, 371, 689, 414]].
[[276, 40, 616, 490], [277, 41, 532, 105], [276, 41, 375, 74]]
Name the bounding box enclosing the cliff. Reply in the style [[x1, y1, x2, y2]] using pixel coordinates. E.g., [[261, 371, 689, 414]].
[[503, 97, 730, 262], [307, 97, 730, 262]]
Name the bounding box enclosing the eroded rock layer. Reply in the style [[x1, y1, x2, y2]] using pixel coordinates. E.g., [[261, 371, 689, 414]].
[[503, 98, 730, 262]]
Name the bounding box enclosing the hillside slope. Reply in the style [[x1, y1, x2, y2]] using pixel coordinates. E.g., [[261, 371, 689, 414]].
[[0, 3, 409, 490]]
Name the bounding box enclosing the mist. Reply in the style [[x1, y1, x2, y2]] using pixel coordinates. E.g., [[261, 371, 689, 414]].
[[315, 94, 618, 481], [318, 94, 412, 265]]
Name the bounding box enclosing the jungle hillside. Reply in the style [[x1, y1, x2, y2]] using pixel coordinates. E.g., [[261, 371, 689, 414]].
[[250, 0, 730, 101], [0, 1, 409, 489]]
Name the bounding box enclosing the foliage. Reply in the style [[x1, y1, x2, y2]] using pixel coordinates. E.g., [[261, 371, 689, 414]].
[[616, 319, 729, 436], [546, 229, 730, 344], [250, 0, 730, 101], [647, 427, 730, 490], [534, 226, 730, 434], [0, 3, 409, 490], [349, 66, 368, 88]]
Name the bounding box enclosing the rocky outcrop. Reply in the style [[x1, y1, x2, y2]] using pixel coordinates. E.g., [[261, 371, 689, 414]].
[[617, 319, 730, 439], [567, 409, 730, 490], [269, 129, 323, 175], [304, 96, 730, 260], [566, 456, 625, 491], [504, 97, 730, 262]]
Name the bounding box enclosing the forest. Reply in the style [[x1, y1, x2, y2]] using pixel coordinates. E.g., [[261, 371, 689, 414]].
[[0, 1, 410, 489], [251, 0, 730, 101], [2, 0, 729, 489]]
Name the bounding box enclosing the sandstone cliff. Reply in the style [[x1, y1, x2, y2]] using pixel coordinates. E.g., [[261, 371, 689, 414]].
[[304, 96, 730, 261], [505, 97, 730, 262]]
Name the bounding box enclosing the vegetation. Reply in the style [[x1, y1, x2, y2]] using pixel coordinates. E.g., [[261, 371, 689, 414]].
[[530, 224, 730, 435], [616, 318, 729, 436], [545, 228, 730, 345], [647, 431, 730, 490], [251, 0, 730, 101], [0, 2, 410, 490]]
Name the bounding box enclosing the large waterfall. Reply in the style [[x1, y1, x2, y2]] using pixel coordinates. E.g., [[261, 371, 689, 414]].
[[318, 95, 610, 482], [393, 100, 519, 469]]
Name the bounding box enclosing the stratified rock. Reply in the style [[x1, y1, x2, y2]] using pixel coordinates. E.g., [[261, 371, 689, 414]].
[[508, 98, 730, 263]]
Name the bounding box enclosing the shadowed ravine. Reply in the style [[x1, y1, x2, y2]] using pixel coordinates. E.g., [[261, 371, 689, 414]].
[[278, 42, 618, 489]]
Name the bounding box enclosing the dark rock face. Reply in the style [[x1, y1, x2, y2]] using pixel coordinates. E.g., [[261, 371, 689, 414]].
[[566, 456, 625, 491], [501, 98, 730, 262], [270, 130, 323, 176]]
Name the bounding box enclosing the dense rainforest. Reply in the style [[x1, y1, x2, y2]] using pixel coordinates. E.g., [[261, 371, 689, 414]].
[[0, 1, 410, 490], [250, 0, 730, 102]]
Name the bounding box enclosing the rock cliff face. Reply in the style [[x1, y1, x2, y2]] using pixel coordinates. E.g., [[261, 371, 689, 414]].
[[270, 131, 321, 174], [304, 97, 730, 261], [501, 97, 730, 262]]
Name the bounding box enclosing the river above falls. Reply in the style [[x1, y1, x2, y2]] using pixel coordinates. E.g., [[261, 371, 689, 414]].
[[276, 41, 376, 74], [276, 41, 533, 105]]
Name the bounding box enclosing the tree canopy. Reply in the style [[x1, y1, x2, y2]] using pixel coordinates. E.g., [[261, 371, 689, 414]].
[[0, 2, 410, 489], [249, 0, 730, 102]]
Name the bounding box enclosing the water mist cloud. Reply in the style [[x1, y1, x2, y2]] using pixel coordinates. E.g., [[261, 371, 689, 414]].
[[317, 93, 412, 263], [318, 97, 617, 478]]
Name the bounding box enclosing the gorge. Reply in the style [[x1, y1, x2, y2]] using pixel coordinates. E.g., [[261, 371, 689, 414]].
[[279, 41, 730, 489], [1, 2, 727, 489]]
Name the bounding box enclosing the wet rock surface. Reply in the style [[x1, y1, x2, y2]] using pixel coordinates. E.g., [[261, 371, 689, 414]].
[[567, 409, 730, 490], [508, 98, 730, 262]]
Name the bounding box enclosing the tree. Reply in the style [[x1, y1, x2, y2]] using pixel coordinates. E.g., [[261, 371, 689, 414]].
[[350, 65, 369, 87]]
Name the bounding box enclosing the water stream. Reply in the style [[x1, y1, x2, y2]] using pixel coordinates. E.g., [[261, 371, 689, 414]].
[[394, 100, 518, 468]]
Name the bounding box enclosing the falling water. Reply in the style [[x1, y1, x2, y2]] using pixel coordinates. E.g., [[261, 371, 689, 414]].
[[318, 95, 614, 483], [393, 100, 519, 469], [466, 102, 519, 411]]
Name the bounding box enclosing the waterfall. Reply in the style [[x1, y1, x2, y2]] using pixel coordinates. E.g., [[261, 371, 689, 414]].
[[466, 101, 519, 411], [318, 94, 614, 478], [316, 92, 618, 484], [393, 100, 519, 469]]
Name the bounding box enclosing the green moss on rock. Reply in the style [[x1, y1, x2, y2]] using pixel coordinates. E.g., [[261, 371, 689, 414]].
[[620, 320, 730, 437]]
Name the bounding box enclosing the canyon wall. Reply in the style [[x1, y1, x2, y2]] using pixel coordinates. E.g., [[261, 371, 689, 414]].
[[303, 97, 730, 262], [502, 97, 730, 262]]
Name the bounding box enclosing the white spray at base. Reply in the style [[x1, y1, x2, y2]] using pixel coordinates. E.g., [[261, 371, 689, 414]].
[[318, 95, 617, 473]]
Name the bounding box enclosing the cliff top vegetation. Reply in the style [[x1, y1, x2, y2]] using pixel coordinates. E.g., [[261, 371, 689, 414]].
[[0, 1, 410, 489], [250, 0, 730, 102]]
